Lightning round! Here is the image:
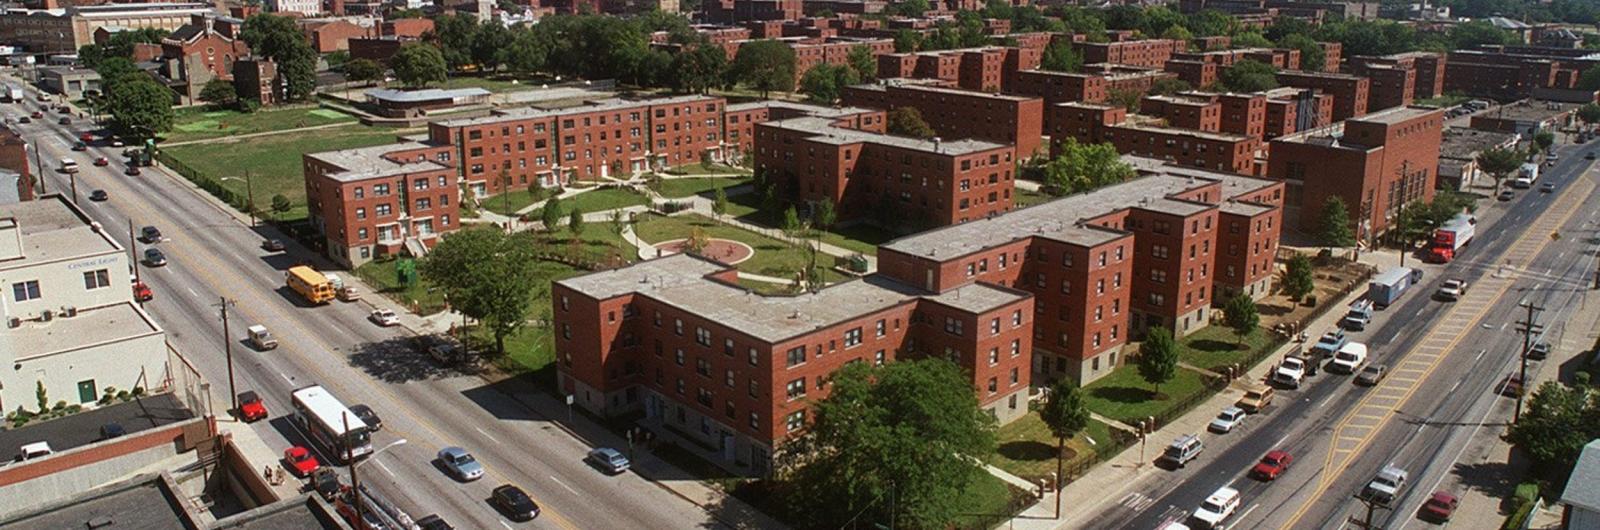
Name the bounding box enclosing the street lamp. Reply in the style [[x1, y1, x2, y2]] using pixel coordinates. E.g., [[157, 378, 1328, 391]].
[[348, 434, 407, 527], [220, 173, 256, 227]]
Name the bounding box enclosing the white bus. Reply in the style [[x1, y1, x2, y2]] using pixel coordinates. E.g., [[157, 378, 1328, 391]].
[[290, 385, 372, 463]]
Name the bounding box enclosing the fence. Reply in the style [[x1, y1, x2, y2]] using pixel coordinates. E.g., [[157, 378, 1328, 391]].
[[155, 150, 263, 222]]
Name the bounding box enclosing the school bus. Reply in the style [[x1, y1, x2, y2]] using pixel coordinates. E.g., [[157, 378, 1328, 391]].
[[286, 266, 336, 304]]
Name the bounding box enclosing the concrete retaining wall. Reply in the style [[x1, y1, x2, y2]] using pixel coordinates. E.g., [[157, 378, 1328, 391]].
[[0, 417, 208, 517]]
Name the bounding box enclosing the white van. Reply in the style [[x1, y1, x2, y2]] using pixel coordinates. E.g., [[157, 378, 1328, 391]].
[[58, 158, 77, 173], [1330, 342, 1369, 374], [16, 441, 51, 462]]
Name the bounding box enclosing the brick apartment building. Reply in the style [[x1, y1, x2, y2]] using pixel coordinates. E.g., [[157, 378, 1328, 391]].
[[720, 100, 882, 162], [551, 159, 1281, 473], [1275, 70, 1370, 122], [1074, 38, 1186, 68], [0, 124, 33, 201], [1443, 46, 1599, 101], [1164, 59, 1217, 88], [429, 95, 729, 197], [303, 140, 460, 268], [753, 107, 1017, 229], [1350, 52, 1445, 103], [840, 81, 1046, 156], [704, 0, 801, 23], [780, 36, 895, 84], [1352, 63, 1413, 111], [875, 45, 1042, 93], [1048, 102, 1262, 174], [299, 18, 365, 53], [1265, 106, 1444, 240], [1011, 66, 1177, 111], [1262, 87, 1335, 139]]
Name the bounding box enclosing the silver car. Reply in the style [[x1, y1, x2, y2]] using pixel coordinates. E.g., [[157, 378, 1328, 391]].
[[437, 446, 483, 481]]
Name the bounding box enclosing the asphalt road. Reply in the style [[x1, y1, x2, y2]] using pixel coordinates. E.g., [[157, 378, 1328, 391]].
[[2, 83, 727, 530], [1085, 139, 1600, 530]]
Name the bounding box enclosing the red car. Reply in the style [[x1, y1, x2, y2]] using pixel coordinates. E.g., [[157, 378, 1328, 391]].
[[29, 111, 41, 119], [1251, 450, 1294, 481], [93, 156, 108, 167], [78, 132, 93, 142], [283, 446, 321, 476], [132, 281, 153, 302], [1420, 491, 1459, 522], [237, 391, 268, 422]]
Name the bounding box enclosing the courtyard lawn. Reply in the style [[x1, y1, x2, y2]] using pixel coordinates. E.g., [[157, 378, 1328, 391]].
[[654, 176, 751, 198], [355, 258, 447, 315], [481, 187, 557, 216], [163, 126, 413, 222], [950, 473, 1032, 529], [814, 224, 898, 256], [634, 213, 842, 283], [989, 411, 1117, 484], [563, 187, 649, 214], [163, 106, 355, 144], [662, 162, 752, 176], [1081, 364, 1211, 425], [1178, 326, 1278, 372], [540, 221, 638, 262], [1015, 187, 1053, 208]]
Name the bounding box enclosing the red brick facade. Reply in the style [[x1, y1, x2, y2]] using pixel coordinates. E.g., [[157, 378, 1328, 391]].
[[1074, 38, 1186, 68], [839, 82, 1045, 157], [1048, 102, 1262, 174], [304, 139, 460, 268], [0, 125, 33, 201], [1276, 70, 1370, 122], [1266, 106, 1443, 239]]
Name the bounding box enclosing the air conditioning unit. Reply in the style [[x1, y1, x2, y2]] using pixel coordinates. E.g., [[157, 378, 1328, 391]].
[[61, 306, 77, 318], [39, 309, 52, 322], [6, 317, 19, 328]]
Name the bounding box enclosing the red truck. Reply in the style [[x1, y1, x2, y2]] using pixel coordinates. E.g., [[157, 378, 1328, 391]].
[[1426, 214, 1476, 263]]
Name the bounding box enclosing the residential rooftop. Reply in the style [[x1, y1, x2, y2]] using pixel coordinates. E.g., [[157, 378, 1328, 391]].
[[1352, 105, 1443, 125], [435, 94, 717, 128], [1440, 128, 1516, 160], [0, 195, 123, 268], [364, 87, 490, 103], [849, 81, 1038, 102], [1475, 99, 1581, 123], [1560, 439, 1600, 516], [761, 116, 1008, 155], [9, 301, 163, 362], [725, 100, 876, 118], [0, 471, 348, 530], [0, 392, 192, 460], [304, 141, 449, 182], [1118, 121, 1256, 143]]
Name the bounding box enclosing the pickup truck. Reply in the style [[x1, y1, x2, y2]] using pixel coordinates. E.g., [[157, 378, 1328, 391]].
[[1341, 300, 1375, 331], [1274, 356, 1307, 388], [1363, 465, 1409, 505]]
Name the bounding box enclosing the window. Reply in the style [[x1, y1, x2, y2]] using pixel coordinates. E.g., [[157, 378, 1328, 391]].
[[749, 380, 759, 398], [1151, 269, 1168, 283], [945, 318, 963, 335], [723, 338, 734, 356], [874, 350, 886, 366], [82, 269, 109, 290], [674, 319, 684, 336], [785, 378, 807, 400], [844, 327, 863, 347], [355, 207, 366, 220], [987, 378, 998, 394], [1011, 339, 1021, 357], [1010, 367, 1020, 385], [725, 369, 735, 388], [1096, 279, 1105, 294], [676, 378, 685, 395], [1153, 245, 1169, 259], [695, 357, 711, 377], [695, 327, 711, 346], [786, 346, 806, 367], [750, 412, 760, 429], [990, 318, 1001, 335], [749, 348, 760, 366], [875, 319, 886, 337], [786, 410, 806, 432], [12, 280, 39, 301], [1012, 310, 1023, 326], [1148, 293, 1166, 307], [989, 348, 1000, 366], [375, 204, 392, 216], [675, 350, 685, 366]]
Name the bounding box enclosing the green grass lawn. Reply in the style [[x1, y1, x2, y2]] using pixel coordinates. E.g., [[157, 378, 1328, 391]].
[[950, 473, 1032, 529], [540, 221, 637, 261], [564, 187, 649, 214], [163, 126, 412, 222], [355, 258, 447, 315], [654, 176, 750, 198], [988, 411, 1116, 483], [163, 106, 356, 143], [1081, 364, 1210, 424], [661, 162, 752, 176], [481, 187, 556, 216], [814, 224, 898, 256], [634, 213, 841, 282], [1178, 326, 1278, 372], [438, 75, 548, 93], [1015, 187, 1054, 208]]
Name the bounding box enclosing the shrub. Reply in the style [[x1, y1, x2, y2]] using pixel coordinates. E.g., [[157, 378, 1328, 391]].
[[52, 401, 66, 412], [116, 390, 131, 401], [1304, 295, 1318, 307]]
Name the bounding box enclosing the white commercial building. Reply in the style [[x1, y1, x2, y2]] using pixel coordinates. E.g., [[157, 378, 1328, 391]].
[[0, 196, 168, 411], [266, 0, 321, 15]]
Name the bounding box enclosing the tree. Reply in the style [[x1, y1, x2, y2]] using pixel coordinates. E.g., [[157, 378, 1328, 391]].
[[1283, 253, 1315, 302], [1041, 138, 1135, 196], [93, 58, 141, 95], [846, 44, 878, 81], [198, 79, 237, 107], [1534, 130, 1555, 153], [884, 0, 930, 17], [392, 43, 448, 88], [887, 107, 936, 139], [568, 206, 585, 236], [1578, 103, 1600, 128], [671, 45, 728, 94], [35, 381, 47, 413], [1477, 146, 1526, 193], [782, 205, 804, 236], [1106, 88, 1142, 111], [420, 228, 545, 354], [1318, 196, 1357, 247], [609, 209, 626, 235], [1218, 59, 1279, 92], [812, 198, 836, 230], [1160, 25, 1193, 41], [105, 75, 173, 140], [1039, 379, 1088, 514], [471, 21, 513, 72], [1507, 382, 1598, 477], [429, 14, 479, 70], [240, 14, 316, 101], [1231, 31, 1273, 48], [504, 29, 548, 75], [270, 194, 292, 221], [785, 359, 996, 529], [711, 183, 728, 217], [1149, 78, 1192, 96], [1040, 41, 1084, 73], [344, 58, 384, 86], [731, 40, 797, 97], [541, 196, 565, 231], [1223, 293, 1259, 348], [1278, 34, 1325, 72], [800, 63, 858, 104], [1138, 326, 1178, 398], [893, 29, 922, 53]]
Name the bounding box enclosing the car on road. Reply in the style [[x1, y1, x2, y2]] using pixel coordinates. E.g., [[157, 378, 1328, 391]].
[[1498, 372, 1526, 397], [586, 447, 631, 474], [15, 441, 52, 462], [1251, 450, 1293, 481], [92, 156, 107, 166], [1527, 341, 1551, 360], [350, 404, 382, 431], [1436, 279, 1467, 301], [140, 225, 161, 242], [1274, 356, 1307, 389], [369, 309, 400, 326], [1330, 343, 1369, 374], [283, 446, 321, 476], [436, 446, 483, 481], [417, 334, 468, 365], [1159, 434, 1204, 468], [124, 165, 141, 176], [1541, 181, 1557, 193], [16, 116, 29, 124], [71, 141, 86, 151], [28, 111, 41, 119], [56, 116, 68, 125], [237, 391, 267, 422], [132, 281, 153, 302], [415, 515, 454, 530], [247, 324, 277, 350], [1311, 329, 1348, 358], [261, 239, 285, 252], [1363, 465, 1408, 504], [1419, 491, 1459, 522], [491, 484, 540, 522], [1589, 152, 1597, 160], [1190, 487, 1240, 529], [1356, 364, 1388, 386], [1236, 384, 1274, 413], [1208, 406, 1247, 433], [100, 422, 126, 440], [111, 139, 124, 147], [143, 248, 167, 267], [1498, 189, 1516, 201], [1341, 301, 1374, 331], [88, 189, 107, 201]]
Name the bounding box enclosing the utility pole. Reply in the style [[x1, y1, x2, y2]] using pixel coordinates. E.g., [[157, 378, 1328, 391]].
[[31, 144, 45, 194], [128, 220, 141, 285], [217, 297, 238, 415], [345, 412, 363, 525], [1513, 300, 1544, 423]]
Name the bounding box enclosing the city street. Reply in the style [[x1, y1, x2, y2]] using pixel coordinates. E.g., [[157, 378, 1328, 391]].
[[1084, 138, 1600, 530], [3, 83, 732, 529]]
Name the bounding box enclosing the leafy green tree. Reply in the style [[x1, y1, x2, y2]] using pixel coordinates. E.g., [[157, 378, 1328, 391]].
[[731, 40, 797, 97], [568, 206, 585, 236], [1223, 293, 1259, 348], [671, 45, 728, 94], [893, 29, 922, 53], [270, 194, 292, 221], [1508, 382, 1599, 477], [1040, 41, 1084, 73], [504, 28, 548, 74], [106, 75, 173, 140], [609, 209, 626, 235], [887, 107, 936, 139], [240, 14, 317, 101], [782, 205, 804, 236], [420, 228, 545, 354], [1578, 103, 1600, 128], [1447, 20, 1518, 49], [1138, 326, 1179, 398], [785, 359, 997, 529], [1107, 88, 1142, 111], [801, 63, 860, 104], [1041, 138, 1135, 196], [1231, 31, 1273, 48], [1534, 130, 1555, 153], [1039, 379, 1088, 511], [79, 28, 167, 69], [344, 58, 384, 86], [1278, 34, 1325, 71], [884, 0, 930, 17], [1149, 78, 1192, 96], [1218, 59, 1279, 92], [711, 183, 728, 217], [1477, 146, 1526, 192], [392, 43, 448, 88], [846, 44, 877, 81], [429, 14, 479, 70], [198, 79, 237, 107], [1319, 196, 1357, 247], [541, 196, 564, 231], [471, 21, 513, 72], [93, 57, 141, 94], [1283, 253, 1315, 301], [812, 198, 836, 230], [1161, 25, 1193, 41]]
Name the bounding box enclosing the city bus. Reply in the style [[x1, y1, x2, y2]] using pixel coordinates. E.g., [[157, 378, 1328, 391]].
[[290, 385, 372, 463]]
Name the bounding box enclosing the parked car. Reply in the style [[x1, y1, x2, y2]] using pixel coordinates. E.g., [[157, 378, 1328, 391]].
[[15, 441, 52, 462], [1363, 465, 1409, 504], [17, 116, 29, 123], [1274, 356, 1307, 389], [437, 446, 483, 481], [28, 111, 41, 119], [124, 165, 141, 176], [416, 334, 468, 365], [350, 404, 382, 431], [1436, 279, 1467, 301], [88, 189, 107, 201], [1209, 406, 1247, 433], [1191, 487, 1241, 529], [1236, 384, 1274, 413], [132, 281, 153, 302], [1419, 491, 1459, 522], [143, 248, 167, 267], [1159, 434, 1204, 467], [369, 309, 400, 327], [1527, 341, 1551, 360], [283, 446, 321, 476], [1499, 189, 1516, 201], [1356, 364, 1388, 386], [1251, 450, 1293, 481], [71, 141, 86, 151], [140, 225, 162, 243], [586, 447, 631, 474], [1498, 372, 1526, 397], [311, 468, 342, 501], [92, 156, 108, 166], [57, 116, 68, 125], [1541, 181, 1557, 193], [1330, 343, 1369, 374], [261, 239, 285, 252], [1588, 152, 1597, 160], [491, 484, 540, 522], [1310, 330, 1348, 360], [100, 422, 126, 440], [237, 391, 267, 422]]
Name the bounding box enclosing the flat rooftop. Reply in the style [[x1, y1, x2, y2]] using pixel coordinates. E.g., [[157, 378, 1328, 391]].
[[1440, 127, 1516, 159], [1475, 100, 1581, 123], [364, 87, 490, 103], [0, 195, 122, 268], [0, 474, 190, 530], [725, 100, 876, 118], [435, 95, 715, 128], [1354, 105, 1443, 125], [853, 81, 1038, 102], [1118, 121, 1255, 143], [0, 392, 191, 460], [304, 141, 449, 182], [8, 301, 163, 362], [558, 253, 1027, 342], [763, 116, 1007, 155]]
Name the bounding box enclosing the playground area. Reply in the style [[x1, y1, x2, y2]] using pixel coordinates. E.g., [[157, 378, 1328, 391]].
[[652, 238, 754, 266]]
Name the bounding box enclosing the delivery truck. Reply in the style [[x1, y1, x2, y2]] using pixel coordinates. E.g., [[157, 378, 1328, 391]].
[[3, 86, 21, 102], [1367, 267, 1423, 309], [1512, 163, 1539, 188], [1426, 213, 1476, 263]]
